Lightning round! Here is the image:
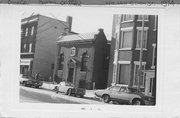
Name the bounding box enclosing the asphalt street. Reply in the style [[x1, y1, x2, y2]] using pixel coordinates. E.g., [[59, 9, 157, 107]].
[[20, 86, 106, 104], [20, 86, 80, 103]]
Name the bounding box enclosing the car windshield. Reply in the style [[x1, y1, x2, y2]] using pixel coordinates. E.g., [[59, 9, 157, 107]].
[[65, 82, 74, 86]]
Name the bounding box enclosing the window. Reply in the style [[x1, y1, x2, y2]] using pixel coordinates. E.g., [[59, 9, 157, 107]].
[[149, 78, 154, 93], [25, 28, 28, 36], [81, 52, 88, 71], [133, 62, 146, 87], [138, 15, 149, 21], [120, 86, 127, 92], [24, 44, 26, 50], [109, 86, 120, 91], [58, 53, 64, 70], [21, 28, 23, 36], [120, 28, 133, 49], [122, 15, 134, 22], [31, 26, 34, 36], [154, 15, 158, 31], [29, 43, 32, 52], [136, 27, 148, 49], [118, 64, 130, 84], [60, 82, 65, 86], [151, 43, 156, 69], [70, 47, 76, 56]]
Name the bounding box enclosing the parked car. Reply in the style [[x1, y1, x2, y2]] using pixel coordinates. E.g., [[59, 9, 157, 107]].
[[20, 77, 29, 85], [94, 84, 154, 105], [24, 79, 43, 88], [20, 75, 35, 85], [53, 81, 86, 98]]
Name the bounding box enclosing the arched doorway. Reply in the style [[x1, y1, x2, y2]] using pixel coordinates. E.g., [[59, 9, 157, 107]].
[[67, 59, 76, 83]]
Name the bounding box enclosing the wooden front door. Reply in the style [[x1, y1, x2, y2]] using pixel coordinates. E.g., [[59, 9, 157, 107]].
[[67, 68, 74, 83]]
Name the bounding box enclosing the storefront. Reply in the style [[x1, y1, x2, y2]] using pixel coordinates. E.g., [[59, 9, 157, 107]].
[[143, 70, 156, 98], [20, 59, 33, 76]]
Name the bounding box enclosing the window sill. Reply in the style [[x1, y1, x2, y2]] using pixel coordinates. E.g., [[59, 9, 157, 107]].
[[80, 71, 87, 73], [20, 52, 34, 55], [137, 20, 149, 22], [151, 66, 155, 69], [121, 20, 134, 23], [119, 48, 132, 51], [132, 85, 145, 89], [135, 48, 147, 51], [153, 29, 157, 31]]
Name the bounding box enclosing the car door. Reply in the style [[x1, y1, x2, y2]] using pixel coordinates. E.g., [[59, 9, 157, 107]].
[[64, 82, 71, 93], [115, 86, 130, 104], [58, 82, 65, 92], [108, 86, 121, 101]]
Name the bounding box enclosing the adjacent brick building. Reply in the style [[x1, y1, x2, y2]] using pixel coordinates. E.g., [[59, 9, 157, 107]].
[[108, 15, 157, 98], [20, 14, 72, 80], [53, 29, 109, 89]]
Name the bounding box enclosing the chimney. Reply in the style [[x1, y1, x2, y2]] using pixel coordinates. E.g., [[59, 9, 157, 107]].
[[66, 16, 72, 32], [98, 28, 104, 32]]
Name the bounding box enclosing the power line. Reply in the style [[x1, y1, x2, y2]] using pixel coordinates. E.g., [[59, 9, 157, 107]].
[[49, 13, 69, 28]]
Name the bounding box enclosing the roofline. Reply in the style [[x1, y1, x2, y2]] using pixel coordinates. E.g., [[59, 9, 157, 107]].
[[57, 39, 95, 45], [69, 31, 78, 34], [21, 14, 40, 22], [21, 14, 68, 25]]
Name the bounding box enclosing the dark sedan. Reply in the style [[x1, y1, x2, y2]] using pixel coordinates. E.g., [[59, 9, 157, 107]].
[[24, 79, 43, 88]]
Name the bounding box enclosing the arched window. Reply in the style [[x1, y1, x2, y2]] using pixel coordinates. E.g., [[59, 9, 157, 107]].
[[81, 52, 88, 71], [58, 53, 64, 70]]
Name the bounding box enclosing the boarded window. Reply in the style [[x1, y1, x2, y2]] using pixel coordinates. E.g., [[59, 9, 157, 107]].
[[136, 29, 148, 49], [119, 64, 130, 84], [81, 52, 88, 71], [133, 63, 146, 87], [122, 15, 134, 22], [121, 31, 133, 48], [58, 53, 64, 70]]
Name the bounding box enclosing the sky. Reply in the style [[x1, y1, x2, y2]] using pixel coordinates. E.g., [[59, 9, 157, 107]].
[[21, 6, 114, 40]]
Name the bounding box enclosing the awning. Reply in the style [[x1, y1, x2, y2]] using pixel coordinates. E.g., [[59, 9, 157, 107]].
[[20, 59, 32, 66], [143, 70, 155, 78]]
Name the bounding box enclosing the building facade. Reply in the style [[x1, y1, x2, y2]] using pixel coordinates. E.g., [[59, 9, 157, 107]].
[[53, 29, 109, 89], [108, 15, 157, 98], [20, 14, 72, 80]]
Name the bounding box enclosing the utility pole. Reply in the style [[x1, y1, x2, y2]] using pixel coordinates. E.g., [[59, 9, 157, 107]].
[[138, 15, 145, 93]]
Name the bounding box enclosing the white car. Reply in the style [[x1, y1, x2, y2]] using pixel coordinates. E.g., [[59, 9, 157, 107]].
[[53, 81, 86, 97], [20, 77, 29, 85]]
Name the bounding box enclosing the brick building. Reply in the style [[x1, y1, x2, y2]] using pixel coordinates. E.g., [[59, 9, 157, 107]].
[[20, 14, 72, 80], [53, 29, 109, 89], [108, 15, 157, 98]]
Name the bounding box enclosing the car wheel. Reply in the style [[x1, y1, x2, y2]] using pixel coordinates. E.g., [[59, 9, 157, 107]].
[[35, 86, 39, 88], [102, 94, 110, 103], [54, 86, 58, 91], [54, 86, 59, 93], [24, 82, 27, 86], [132, 99, 141, 105], [67, 89, 72, 96], [22, 81, 25, 85], [23, 81, 26, 86]]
